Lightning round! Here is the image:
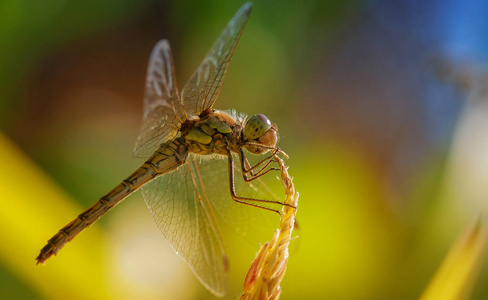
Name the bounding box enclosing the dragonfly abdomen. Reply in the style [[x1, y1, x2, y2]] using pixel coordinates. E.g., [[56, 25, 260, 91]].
[[36, 166, 157, 264], [36, 139, 189, 264]]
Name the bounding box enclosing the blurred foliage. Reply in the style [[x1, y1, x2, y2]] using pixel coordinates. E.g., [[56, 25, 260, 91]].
[[1, 0, 488, 299], [0, 0, 143, 127]]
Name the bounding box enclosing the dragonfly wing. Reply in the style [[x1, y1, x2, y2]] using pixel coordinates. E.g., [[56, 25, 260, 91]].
[[141, 153, 228, 297], [181, 3, 252, 117], [134, 40, 185, 159], [195, 152, 282, 245]]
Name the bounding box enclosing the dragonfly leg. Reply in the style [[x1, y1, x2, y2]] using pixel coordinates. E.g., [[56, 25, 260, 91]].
[[228, 151, 295, 214], [239, 149, 279, 182]]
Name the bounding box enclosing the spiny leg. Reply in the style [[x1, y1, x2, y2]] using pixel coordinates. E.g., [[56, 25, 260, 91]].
[[227, 151, 294, 214], [238, 149, 296, 209], [239, 149, 279, 182], [240, 143, 289, 176]]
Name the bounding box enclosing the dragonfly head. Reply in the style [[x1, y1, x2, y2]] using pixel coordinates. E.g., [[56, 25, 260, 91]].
[[243, 114, 278, 154]]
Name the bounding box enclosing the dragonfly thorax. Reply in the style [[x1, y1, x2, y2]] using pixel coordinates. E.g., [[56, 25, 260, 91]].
[[183, 110, 242, 155], [182, 110, 278, 156]]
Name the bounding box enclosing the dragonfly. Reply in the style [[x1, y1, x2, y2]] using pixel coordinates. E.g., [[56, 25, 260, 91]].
[[36, 2, 291, 297]]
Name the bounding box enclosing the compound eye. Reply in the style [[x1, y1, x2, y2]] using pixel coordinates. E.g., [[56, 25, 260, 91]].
[[244, 114, 272, 140]]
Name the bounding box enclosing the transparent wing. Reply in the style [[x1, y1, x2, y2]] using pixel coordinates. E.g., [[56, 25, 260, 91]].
[[181, 2, 252, 117], [141, 153, 229, 297], [195, 152, 282, 245], [134, 40, 186, 159]]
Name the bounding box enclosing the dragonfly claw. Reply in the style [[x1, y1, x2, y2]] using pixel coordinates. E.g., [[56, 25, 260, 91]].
[[273, 148, 289, 159]]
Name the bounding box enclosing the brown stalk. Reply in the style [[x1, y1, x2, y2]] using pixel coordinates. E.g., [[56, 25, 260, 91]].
[[239, 154, 299, 300]]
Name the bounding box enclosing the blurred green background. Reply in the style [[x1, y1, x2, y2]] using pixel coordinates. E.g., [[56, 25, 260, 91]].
[[1, 0, 488, 299]]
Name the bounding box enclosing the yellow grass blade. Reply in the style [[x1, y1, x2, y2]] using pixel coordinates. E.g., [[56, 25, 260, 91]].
[[0, 132, 106, 299], [420, 218, 488, 300]]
